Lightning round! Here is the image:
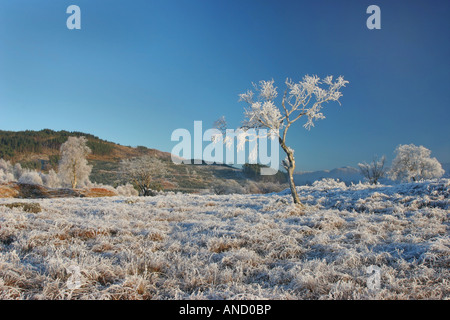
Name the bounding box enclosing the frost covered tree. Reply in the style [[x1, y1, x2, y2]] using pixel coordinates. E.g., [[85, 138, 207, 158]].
[[0, 169, 14, 183], [120, 156, 167, 196], [389, 144, 444, 182], [58, 136, 92, 188], [0, 159, 24, 183], [0, 159, 14, 183], [358, 155, 386, 185], [13, 163, 23, 180], [0, 159, 11, 172], [237, 75, 349, 204]]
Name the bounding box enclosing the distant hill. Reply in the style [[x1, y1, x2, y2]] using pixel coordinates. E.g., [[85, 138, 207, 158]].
[[294, 166, 365, 185], [295, 161, 450, 185]]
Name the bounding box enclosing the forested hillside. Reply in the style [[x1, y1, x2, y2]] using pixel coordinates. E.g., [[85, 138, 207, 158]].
[[0, 129, 113, 159], [0, 129, 287, 193]]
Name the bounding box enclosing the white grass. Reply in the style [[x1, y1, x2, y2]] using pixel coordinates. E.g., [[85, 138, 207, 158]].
[[0, 179, 448, 300]]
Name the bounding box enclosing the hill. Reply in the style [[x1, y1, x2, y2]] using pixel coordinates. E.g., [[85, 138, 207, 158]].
[[294, 166, 365, 185], [0, 129, 170, 165], [294, 161, 450, 186], [0, 129, 285, 193]]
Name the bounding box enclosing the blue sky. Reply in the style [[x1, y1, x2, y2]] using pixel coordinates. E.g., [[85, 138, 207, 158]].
[[0, 0, 449, 171]]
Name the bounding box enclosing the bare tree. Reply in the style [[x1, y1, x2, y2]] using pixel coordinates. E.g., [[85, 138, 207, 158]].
[[58, 136, 92, 188], [358, 155, 386, 184], [213, 116, 227, 134], [120, 156, 168, 196], [237, 75, 349, 204]]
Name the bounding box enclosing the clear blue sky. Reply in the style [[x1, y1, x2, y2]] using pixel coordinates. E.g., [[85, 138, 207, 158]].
[[0, 0, 449, 171]]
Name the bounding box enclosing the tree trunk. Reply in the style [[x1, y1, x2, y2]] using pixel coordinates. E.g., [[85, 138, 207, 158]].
[[72, 161, 77, 189], [279, 138, 301, 205], [288, 166, 301, 204]]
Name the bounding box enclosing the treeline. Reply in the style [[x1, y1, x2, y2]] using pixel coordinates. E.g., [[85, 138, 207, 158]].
[[0, 129, 114, 160]]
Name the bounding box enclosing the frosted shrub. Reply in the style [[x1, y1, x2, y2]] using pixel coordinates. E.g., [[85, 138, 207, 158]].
[[13, 163, 23, 180], [312, 178, 347, 190], [210, 179, 244, 195], [116, 184, 139, 197], [243, 180, 261, 194], [243, 180, 287, 194], [0, 159, 15, 183], [18, 171, 44, 185], [0, 159, 12, 172], [0, 169, 15, 183], [42, 169, 61, 189], [256, 182, 286, 194]]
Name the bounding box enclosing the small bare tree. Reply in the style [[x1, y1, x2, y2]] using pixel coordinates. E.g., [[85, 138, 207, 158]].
[[213, 116, 227, 134], [237, 75, 349, 204], [120, 156, 168, 196], [58, 136, 92, 188], [358, 155, 386, 184]]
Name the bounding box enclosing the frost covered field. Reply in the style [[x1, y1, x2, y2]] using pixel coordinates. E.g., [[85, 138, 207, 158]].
[[0, 179, 449, 300]]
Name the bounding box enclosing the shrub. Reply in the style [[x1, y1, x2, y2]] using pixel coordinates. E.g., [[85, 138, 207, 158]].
[[18, 171, 44, 186], [116, 184, 139, 197]]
